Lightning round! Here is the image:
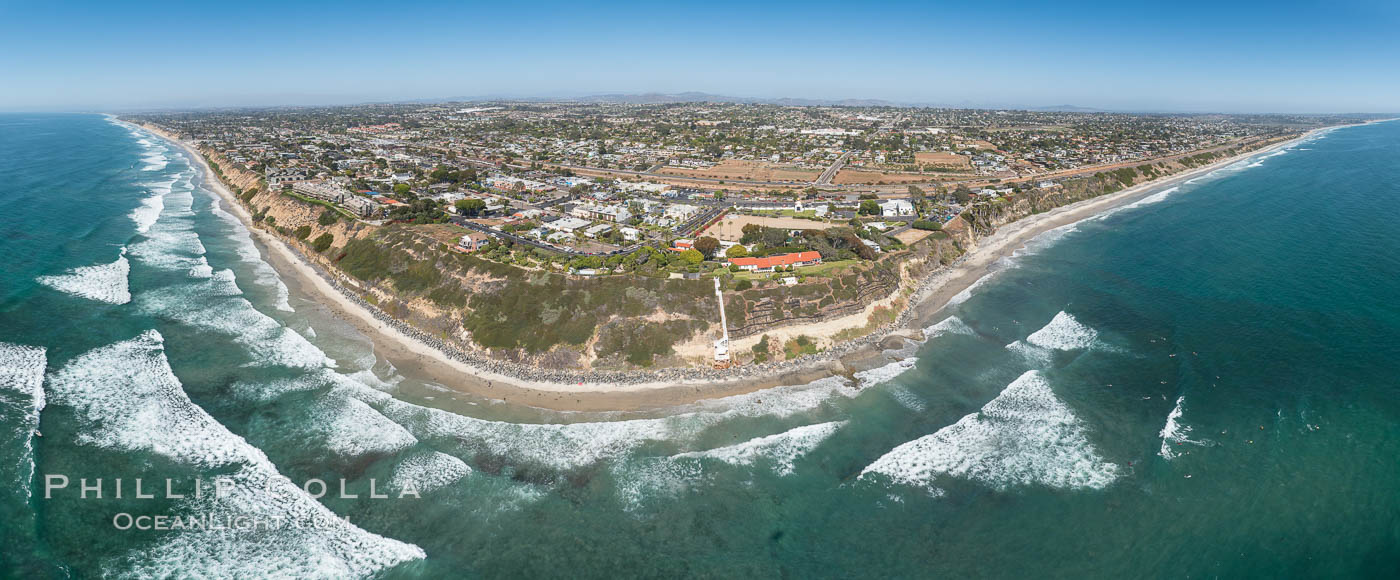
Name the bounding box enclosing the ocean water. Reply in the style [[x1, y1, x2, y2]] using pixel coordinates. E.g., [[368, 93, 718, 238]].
[[1, 114, 1397, 578]]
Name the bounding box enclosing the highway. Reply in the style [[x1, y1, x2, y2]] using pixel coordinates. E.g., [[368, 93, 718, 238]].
[[815, 151, 852, 185], [543, 161, 828, 189]]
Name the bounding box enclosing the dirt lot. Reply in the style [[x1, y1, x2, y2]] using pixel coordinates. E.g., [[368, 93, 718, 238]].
[[703, 214, 832, 242], [659, 160, 820, 183], [914, 151, 970, 167], [412, 223, 473, 244], [832, 170, 935, 185], [895, 228, 936, 245]]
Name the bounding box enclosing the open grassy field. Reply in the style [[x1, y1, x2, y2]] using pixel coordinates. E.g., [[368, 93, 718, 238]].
[[659, 159, 821, 182], [703, 214, 832, 242]]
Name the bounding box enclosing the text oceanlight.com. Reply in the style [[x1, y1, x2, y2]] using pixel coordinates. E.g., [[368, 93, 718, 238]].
[[111, 513, 349, 531]]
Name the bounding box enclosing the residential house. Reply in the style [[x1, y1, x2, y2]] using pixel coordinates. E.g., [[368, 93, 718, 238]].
[[457, 232, 490, 252], [729, 251, 822, 272], [880, 199, 915, 217]]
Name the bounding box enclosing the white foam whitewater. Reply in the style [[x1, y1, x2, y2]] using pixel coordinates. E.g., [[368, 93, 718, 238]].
[[210, 201, 294, 311], [860, 370, 1119, 492], [1158, 396, 1203, 460], [44, 331, 424, 577], [135, 271, 332, 370], [0, 343, 47, 498], [388, 450, 472, 495], [130, 184, 168, 234], [1092, 186, 1180, 222], [675, 421, 845, 476], [1007, 311, 1099, 364], [1026, 311, 1098, 350], [363, 375, 861, 472], [127, 184, 213, 277], [855, 359, 917, 389], [613, 420, 845, 510], [35, 249, 131, 305], [925, 315, 974, 338]]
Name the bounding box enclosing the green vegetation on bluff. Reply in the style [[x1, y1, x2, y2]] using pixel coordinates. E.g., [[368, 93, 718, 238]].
[[328, 224, 939, 367], [335, 227, 719, 364]]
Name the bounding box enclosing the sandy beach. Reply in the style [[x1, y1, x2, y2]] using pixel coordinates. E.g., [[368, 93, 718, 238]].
[[149, 124, 1322, 411]]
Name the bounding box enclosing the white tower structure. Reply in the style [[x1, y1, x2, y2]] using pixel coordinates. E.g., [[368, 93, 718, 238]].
[[713, 278, 731, 368]]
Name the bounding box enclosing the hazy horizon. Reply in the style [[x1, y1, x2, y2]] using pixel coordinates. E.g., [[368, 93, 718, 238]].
[[2, 0, 1398, 114]]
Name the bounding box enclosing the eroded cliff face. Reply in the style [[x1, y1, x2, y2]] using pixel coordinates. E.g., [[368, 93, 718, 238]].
[[942, 147, 1244, 248], [183, 141, 941, 370], [174, 124, 1286, 372]]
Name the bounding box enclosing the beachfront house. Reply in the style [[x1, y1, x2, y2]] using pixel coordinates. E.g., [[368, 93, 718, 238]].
[[457, 232, 490, 252]]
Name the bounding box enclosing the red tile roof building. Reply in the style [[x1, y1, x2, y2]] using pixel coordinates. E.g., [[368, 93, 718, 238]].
[[729, 251, 822, 272]]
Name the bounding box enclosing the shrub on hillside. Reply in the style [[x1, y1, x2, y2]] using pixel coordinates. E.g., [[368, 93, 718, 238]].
[[311, 233, 333, 253]]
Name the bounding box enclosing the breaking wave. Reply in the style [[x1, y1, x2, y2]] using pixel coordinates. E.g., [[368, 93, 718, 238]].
[[855, 359, 917, 389], [1159, 396, 1204, 460], [675, 421, 845, 476], [1093, 186, 1181, 223], [130, 187, 167, 234], [134, 274, 332, 371], [44, 331, 425, 577], [256, 392, 419, 460], [615, 421, 845, 509], [361, 375, 861, 472], [210, 201, 293, 311], [127, 187, 212, 277], [860, 370, 1119, 492], [1006, 311, 1099, 365], [1026, 311, 1098, 350], [0, 342, 47, 498], [925, 315, 974, 338], [1246, 148, 1289, 168], [35, 249, 131, 305], [388, 450, 472, 495]]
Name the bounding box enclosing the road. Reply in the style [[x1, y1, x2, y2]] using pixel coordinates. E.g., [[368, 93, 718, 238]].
[[815, 151, 852, 185], [544, 161, 829, 189]]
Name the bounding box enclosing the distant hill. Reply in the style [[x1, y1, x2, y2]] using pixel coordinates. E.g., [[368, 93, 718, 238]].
[[1026, 104, 1103, 112], [572, 92, 901, 107], [431, 92, 1103, 111]]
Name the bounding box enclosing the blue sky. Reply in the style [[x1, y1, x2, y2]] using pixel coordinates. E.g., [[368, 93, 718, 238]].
[[1, 0, 1397, 112]]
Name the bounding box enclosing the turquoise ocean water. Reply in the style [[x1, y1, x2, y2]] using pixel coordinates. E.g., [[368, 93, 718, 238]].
[[1, 114, 1397, 577]]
